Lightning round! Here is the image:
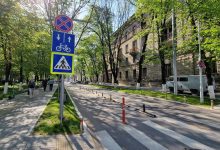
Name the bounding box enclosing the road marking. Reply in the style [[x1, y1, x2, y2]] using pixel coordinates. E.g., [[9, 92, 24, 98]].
[[158, 117, 220, 138], [143, 120, 215, 150], [178, 114, 220, 130], [122, 125, 168, 150], [95, 130, 122, 150]]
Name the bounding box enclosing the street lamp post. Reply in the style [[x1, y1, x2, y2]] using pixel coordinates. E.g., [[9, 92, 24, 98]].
[[198, 21, 204, 103], [172, 0, 178, 95]]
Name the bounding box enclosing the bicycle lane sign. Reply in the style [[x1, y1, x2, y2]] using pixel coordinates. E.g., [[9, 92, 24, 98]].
[[52, 30, 75, 54]]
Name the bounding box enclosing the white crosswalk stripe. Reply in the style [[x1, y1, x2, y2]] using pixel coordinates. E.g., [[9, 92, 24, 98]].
[[122, 125, 168, 150], [143, 120, 215, 150], [178, 114, 220, 130], [95, 130, 122, 150]]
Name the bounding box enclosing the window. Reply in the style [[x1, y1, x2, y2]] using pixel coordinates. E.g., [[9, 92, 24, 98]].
[[125, 71, 129, 79], [125, 31, 128, 40], [125, 44, 128, 53], [133, 69, 136, 79], [133, 57, 135, 63], [132, 25, 136, 35], [119, 72, 122, 78], [179, 77, 188, 82], [142, 68, 147, 77], [132, 40, 137, 51], [125, 57, 128, 64]]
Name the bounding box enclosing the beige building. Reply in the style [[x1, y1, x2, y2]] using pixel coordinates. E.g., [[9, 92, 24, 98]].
[[108, 17, 220, 86]]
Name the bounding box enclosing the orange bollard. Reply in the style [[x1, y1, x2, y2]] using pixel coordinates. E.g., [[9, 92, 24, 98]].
[[122, 97, 126, 124], [80, 119, 84, 132]]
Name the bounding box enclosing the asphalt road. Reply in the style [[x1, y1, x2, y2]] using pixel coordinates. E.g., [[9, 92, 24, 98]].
[[66, 83, 220, 150]]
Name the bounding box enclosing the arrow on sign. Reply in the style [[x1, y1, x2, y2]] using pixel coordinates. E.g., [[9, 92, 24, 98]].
[[57, 34, 60, 40], [68, 36, 71, 43]]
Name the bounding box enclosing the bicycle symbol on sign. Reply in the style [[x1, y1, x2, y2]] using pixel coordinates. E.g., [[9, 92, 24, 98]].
[[56, 43, 71, 52]]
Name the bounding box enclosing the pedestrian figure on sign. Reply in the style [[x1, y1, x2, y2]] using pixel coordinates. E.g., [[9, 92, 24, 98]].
[[42, 79, 48, 92], [28, 79, 35, 98], [48, 78, 54, 91]]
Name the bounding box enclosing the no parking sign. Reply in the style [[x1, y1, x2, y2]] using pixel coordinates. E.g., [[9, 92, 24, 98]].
[[54, 15, 73, 33]]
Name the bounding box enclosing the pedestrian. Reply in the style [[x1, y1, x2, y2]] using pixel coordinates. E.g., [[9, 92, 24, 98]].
[[28, 78, 35, 98], [42, 79, 48, 92], [48, 78, 54, 91]]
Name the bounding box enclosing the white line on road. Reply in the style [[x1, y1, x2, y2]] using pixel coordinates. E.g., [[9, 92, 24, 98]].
[[178, 114, 220, 130], [122, 125, 168, 150], [95, 130, 122, 150], [143, 120, 215, 150], [157, 117, 220, 138]]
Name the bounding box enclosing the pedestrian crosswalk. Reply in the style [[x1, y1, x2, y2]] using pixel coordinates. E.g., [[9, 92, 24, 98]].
[[143, 120, 215, 150], [93, 118, 216, 150], [122, 125, 168, 150]]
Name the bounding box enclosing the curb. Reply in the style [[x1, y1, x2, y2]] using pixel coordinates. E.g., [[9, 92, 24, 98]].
[[66, 87, 104, 150]]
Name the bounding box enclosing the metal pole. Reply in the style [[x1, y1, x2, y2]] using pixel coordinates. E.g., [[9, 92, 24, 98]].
[[172, 0, 178, 95], [198, 21, 204, 103], [60, 75, 64, 125]]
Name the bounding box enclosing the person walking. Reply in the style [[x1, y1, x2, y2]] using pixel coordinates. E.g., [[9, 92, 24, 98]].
[[48, 78, 54, 91], [42, 79, 48, 92], [28, 79, 35, 98]]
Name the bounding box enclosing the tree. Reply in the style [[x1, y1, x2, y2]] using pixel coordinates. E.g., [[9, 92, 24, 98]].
[[177, 0, 220, 98], [89, 0, 132, 84], [76, 34, 103, 82], [136, 0, 173, 87]]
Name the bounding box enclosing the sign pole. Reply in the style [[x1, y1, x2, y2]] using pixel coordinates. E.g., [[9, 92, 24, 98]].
[[60, 74, 64, 126]]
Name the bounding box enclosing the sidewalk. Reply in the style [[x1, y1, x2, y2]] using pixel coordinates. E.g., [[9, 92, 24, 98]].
[[0, 85, 73, 150]]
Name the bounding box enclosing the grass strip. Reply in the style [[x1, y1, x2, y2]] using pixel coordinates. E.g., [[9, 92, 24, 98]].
[[33, 89, 81, 135], [91, 84, 220, 108]]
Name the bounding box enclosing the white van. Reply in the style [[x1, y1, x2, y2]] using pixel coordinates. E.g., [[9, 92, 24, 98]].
[[166, 75, 215, 95]]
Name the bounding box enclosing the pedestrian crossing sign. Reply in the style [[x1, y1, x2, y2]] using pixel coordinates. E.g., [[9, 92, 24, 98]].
[[50, 52, 74, 74]]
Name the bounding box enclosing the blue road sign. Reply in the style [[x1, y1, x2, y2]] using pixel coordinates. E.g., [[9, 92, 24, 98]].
[[54, 15, 73, 32], [52, 30, 75, 54], [50, 53, 74, 74]]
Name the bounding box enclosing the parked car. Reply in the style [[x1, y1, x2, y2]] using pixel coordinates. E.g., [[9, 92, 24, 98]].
[[166, 75, 215, 95]]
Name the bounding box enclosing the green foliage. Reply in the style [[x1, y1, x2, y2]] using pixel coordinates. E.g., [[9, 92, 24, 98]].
[[0, 1, 51, 82], [76, 34, 103, 81]]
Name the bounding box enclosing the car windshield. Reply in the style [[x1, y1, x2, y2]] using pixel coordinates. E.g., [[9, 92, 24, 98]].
[[167, 77, 173, 81]]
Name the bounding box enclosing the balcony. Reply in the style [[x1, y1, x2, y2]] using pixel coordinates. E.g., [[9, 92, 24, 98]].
[[129, 47, 139, 57]]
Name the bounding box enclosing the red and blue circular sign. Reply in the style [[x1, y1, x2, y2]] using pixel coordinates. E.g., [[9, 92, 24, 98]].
[[54, 15, 73, 33]]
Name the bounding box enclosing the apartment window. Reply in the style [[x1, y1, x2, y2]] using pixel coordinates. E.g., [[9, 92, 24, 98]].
[[142, 68, 147, 77], [125, 44, 128, 53], [133, 57, 135, 63], [119, 72, 122, 78], [132, 25, 136, 35], [132, 40, 137, 51], [125, 71, 129, 79], [125, 57, 128, 64], [125, 31, 128, 40], [133, 69, 136, 79]]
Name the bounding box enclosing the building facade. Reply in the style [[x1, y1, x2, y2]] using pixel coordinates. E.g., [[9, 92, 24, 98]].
[[109, 17, 220, 87]]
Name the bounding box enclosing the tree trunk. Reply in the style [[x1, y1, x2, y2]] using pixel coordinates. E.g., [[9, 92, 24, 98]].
[[137, 35, 148, 85], [19, 53, 23, 91], [137, 16, 149, 88], [158, 26, 167, 84]]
